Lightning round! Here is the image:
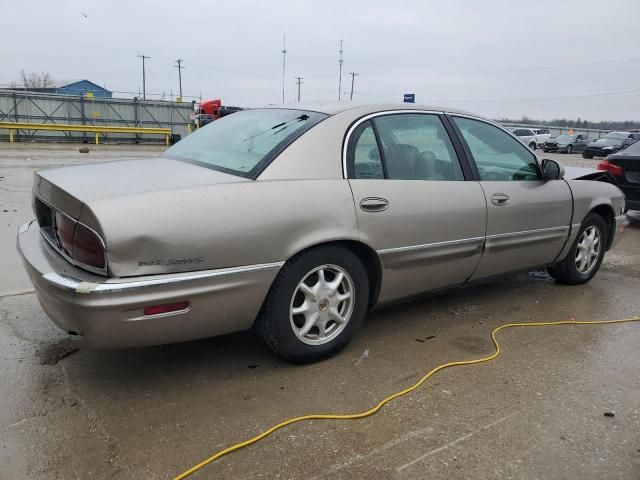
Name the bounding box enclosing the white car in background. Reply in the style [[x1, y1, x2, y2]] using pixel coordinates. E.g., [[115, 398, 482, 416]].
[[510, 128, 538, 150], [532, 128, 551, 147]]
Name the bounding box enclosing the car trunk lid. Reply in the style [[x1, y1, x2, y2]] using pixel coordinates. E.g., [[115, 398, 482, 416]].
[[34, 157, 248, 221]]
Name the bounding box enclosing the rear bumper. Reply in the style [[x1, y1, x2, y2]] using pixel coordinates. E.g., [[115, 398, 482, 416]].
[[17, 220, 281, 349]]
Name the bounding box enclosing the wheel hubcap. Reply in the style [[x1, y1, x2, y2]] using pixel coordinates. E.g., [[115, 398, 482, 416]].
[[289, 264, 355, 345], [575, 225, 601, 274]]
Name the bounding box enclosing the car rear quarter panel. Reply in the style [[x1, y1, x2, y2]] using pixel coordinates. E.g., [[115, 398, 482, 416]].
[[555, 179, 625, 261], [87, 180, 359, 277], [565, 179, 624, 223]]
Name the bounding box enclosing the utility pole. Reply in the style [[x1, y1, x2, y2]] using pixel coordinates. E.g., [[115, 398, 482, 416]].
[[138, 54, 150, 100], [281, 35, 287, 104], [338, 40, 344, 101], [174, 59, 184, 100], [295, 76, 303, 102], [349, 72, 358, 100]]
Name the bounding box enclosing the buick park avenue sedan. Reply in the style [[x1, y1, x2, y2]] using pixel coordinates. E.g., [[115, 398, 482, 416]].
[[18, 104, 628, 363]]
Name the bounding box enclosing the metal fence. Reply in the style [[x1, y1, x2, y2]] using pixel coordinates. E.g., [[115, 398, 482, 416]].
[[0, 90, 194, 144]]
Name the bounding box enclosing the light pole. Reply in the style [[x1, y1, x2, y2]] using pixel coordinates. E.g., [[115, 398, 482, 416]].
[[338, 40, 343, 101], [349, 72, 358, 100], [174, 59, 184, 100], [295, 76, 303, 102], [281, 35, 287, 103], [138, 54, 150, 100]]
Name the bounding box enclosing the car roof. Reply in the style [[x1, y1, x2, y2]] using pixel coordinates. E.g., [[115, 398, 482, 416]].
[[258, 102, 479, 117]]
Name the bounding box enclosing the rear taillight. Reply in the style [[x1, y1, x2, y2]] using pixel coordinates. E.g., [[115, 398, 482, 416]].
[[597, 159, 624, 177], [73, 223, 105, 269], [54, 211, 76, 256], [36, 196, 107, 273]]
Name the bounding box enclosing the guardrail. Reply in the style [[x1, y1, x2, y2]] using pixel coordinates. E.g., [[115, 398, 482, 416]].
[[0, 121, 172, 145]]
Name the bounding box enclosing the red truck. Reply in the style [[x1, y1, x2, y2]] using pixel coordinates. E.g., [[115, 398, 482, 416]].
[[194, 99, 244, 127]]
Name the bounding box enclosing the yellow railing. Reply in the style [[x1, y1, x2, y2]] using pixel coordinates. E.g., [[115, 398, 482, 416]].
[[0, 121, 172, 145]]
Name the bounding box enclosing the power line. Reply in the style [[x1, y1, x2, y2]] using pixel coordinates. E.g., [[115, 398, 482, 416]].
[[338, 40, 344, 101], [174, 59, 184, 100], [349, 72, 358, 100], [295, 76, 303, 102], [137, 54, 150, 99]]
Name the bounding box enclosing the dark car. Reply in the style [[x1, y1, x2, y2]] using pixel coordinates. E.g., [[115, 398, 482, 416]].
[[543, 134, 589, 154], [583, 132, 640, 159], [218, 106, 244, 117], [598, 140, 640, 211]]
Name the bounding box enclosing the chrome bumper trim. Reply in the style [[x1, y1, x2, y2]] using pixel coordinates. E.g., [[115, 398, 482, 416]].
[[42, 261, 285, 294]]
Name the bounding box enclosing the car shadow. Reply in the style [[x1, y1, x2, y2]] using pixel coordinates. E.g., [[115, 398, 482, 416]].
[[60, 270, 555, 390]]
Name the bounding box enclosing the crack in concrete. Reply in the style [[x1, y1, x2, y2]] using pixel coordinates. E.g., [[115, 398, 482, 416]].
[[59, 363, 129, 477], [0, 289, 35, 299]]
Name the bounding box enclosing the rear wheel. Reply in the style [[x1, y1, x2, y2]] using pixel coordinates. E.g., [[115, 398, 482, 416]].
[[257, 245, 369, 363], [548, 213, 608, 285], [583, 151, 594, 159]]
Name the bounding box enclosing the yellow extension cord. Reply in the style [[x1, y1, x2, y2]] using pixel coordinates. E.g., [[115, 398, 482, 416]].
[[174, 316, 640, 479]]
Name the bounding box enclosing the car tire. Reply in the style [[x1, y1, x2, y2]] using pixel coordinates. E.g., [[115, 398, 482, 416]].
[[566, 145, 572, 154], [583, 151, 594, 159], [529, 142, 536, 150], [548, 213, 608, 285], [257, 245, 369, 363]]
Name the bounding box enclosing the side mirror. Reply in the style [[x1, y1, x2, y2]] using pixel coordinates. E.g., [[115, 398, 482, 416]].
[[541, 159, 564, 180]]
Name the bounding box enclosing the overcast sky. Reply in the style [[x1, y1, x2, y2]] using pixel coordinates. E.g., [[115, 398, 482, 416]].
[[3, 0, 640, 121]]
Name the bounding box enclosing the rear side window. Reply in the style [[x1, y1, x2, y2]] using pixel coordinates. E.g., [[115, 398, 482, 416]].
[[348, 113, 464, 181], [350, 121, 384, 179], [453, 117, 541, 181]]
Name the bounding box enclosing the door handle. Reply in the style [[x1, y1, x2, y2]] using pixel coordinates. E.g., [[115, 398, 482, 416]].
[[360, 197, 389, 212], [491, 193, 510, 206]]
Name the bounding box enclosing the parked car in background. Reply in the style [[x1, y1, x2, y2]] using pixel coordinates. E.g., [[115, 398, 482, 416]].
[[583, 132, 640, 159], [17, 104, 628, 363], [510, 128, 538, 150], [543, 134, 589, 154], [218, 106, 244, 118], [598, 139, 640, 211], [532, 128, 551, 147]]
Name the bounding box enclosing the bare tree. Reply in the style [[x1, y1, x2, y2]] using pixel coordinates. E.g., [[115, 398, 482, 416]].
[[20, 70, 55, 89]]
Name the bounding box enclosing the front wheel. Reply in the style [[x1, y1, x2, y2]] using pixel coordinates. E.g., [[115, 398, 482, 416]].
[[566, 144, 572, 154], [257, 245, 369, 363], [529, 142, 537, 150], [548, 213, 608, 285]]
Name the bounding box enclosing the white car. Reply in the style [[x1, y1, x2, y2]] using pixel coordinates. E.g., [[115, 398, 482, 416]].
[[510, 128, 538, 150], [532, 128, 551, 147]]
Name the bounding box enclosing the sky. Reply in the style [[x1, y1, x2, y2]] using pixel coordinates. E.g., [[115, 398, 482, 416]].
[[3, 0, 640, 121]]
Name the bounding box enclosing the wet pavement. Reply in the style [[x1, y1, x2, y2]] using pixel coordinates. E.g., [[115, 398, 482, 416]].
[[1, 144, 639, 479]]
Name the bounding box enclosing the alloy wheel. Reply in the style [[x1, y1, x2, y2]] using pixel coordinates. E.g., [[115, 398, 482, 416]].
[[289, 264, 355, 345], [575, 226, 601, 274]]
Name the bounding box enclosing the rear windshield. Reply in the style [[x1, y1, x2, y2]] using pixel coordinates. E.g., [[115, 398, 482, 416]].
[[594, 137, 624, 146], [622, 140, 640, 153], [163, 109, 327, 178], [556, 134, 575, 142]]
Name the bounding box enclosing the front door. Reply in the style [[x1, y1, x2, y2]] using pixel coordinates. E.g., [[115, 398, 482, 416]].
[[450, 115, 573, 279], [346, 112, 487, 302]]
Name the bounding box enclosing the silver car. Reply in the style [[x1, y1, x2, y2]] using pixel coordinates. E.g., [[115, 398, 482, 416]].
[[17, 104, 628, 362]]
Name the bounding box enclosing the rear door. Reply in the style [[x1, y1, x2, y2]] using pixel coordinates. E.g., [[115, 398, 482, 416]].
[[346, 112, 487, 302], [449, 115, 573, 279]]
